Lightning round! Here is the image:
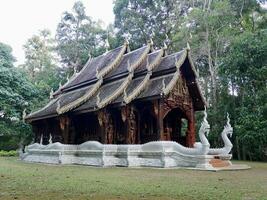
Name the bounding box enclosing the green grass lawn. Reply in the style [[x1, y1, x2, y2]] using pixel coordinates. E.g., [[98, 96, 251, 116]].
[[0, 157, 266, 200]]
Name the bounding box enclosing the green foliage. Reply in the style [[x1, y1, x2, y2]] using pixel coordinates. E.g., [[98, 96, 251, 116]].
[[113, 0, 179, 49], [220, 30, 267, 160], [0, 43, 15, 68], [0, 150, 17, 157], [21, 29, 63, 111], [56, 1, 107, 71], [0, 42, 36, 150]]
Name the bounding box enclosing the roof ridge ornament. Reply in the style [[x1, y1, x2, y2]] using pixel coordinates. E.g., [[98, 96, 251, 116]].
[[127, 60, 131, 72], [146, 56, 149, 69], [162, 79, 166, 90], [57, 77, 103, 114], [124, 49, 164, 104], [59, 82, 62, 89], [123, 88, 127, 99], [96, 43, 128, 79], [56, 99, 61, 113], [66, 74, 70, 82], [186, 42, 191, 51], [96, 93, 101, 106], [163, 42, 168, 50], [22, 109, 27, 122], [88, 52, 92, 62], [148, 38, 154, 46], [96, 66, 100, 78], [50, 88, 54, 99]]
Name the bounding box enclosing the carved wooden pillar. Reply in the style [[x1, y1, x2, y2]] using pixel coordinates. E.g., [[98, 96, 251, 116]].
[[59, 115, 71, 144], [137, 110, 141, 144], [98, 109, 114, 144], [98, 110, 106, 144], [121, 105, 138, 144], [153, 100, 164, 141], [186, 110, 196, 147]]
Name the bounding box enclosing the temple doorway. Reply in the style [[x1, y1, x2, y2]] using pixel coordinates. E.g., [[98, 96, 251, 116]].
[[163, 107, 187, 146]]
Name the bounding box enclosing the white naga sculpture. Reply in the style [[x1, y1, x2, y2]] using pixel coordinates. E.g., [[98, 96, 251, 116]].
[[143, 110, 210, 156], [20, 110, 240, 170], [208, 113, 233, 155], [49, 134, 53, 144], [39, 134, 43, 145]]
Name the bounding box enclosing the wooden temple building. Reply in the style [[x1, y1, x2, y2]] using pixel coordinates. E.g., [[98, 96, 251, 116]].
[[25, 40, 205, 147]]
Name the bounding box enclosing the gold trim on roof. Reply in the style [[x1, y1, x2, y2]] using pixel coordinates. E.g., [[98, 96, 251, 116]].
[[56, 78, 103, 114], [25, 97, 59, 120], [96, 41, 152, 108], [162, 50, 187, 96], [96, 42, 129, 79], [97, 71, 134, 109], [123, 48, 164, 104], [129, 42, 152, 71], [55, 42, 129, 114]]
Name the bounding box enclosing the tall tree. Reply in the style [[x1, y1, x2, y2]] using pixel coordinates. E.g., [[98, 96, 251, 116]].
[[22, 29, 61, 103], [220, 30, 267, 161], [113, 0, 203, 49], [0, 42, 37, 150], [56, 1, 107, 71]]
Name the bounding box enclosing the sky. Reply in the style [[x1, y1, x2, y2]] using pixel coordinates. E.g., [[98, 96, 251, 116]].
[[0, 0, 114, 66]]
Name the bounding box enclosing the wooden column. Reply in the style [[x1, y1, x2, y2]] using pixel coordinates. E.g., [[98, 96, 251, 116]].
[[122, 105, 138, 144], [137, 111, 141, 144], [98, 109, 114, 144], [153, 100, 164, 141], [59, 115, 71, 144], [186, 110, 196, 147]]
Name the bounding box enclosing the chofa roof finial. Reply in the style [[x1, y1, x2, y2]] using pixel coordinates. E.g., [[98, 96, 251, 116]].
[[22, 108, 27, 122], [96, 93, 101, 106], [59, 81, 62, 89], [163, 42, 168, 50], [123, 32, 130, 45], [88, 51, 92, 61], [148, 38, 154, 46], [50, 88, 54, 99], [186, 42, 191, 51]]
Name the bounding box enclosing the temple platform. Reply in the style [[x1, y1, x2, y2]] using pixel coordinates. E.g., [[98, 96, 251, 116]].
[[20, 141, 250, 171]]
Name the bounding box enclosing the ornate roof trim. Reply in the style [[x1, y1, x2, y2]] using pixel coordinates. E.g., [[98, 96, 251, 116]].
[[162, 49, 187, 95], [187, 50, 207, 107], [96, 41, 129, 79], [123, 48, 165, 104], [129, 41, 153, 72], [96, 41, 153, 109], [25, 97, 59, 120], [97, 72, 134, 109], [55, 41, 130, 114], [56, 78, 103, 114]]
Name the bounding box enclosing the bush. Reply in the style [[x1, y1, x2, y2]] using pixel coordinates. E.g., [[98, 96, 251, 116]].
[[0, 150, 18, 157]]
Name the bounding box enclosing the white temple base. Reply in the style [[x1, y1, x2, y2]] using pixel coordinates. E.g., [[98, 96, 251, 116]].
[[21, 141, 232, 170]]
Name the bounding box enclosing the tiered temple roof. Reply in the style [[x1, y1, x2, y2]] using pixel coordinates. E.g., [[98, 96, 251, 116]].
[[26, 40, 205, 122]]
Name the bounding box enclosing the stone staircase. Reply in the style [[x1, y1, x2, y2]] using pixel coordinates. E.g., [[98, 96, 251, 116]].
[[209, 158, 231, 168]]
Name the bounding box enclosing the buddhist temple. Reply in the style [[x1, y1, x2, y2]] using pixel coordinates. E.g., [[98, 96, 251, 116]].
[[25, 40, 205, 148]]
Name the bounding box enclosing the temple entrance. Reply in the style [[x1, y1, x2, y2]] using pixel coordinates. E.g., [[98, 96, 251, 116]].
[[163, 107, 187, 146]]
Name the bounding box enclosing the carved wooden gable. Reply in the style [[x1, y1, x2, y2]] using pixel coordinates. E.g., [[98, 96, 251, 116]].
[[163, 75, 193, 119]]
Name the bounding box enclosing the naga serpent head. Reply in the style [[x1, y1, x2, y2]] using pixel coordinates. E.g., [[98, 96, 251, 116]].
[[201, 107, 210, 136], [224, 113, 233, 137]]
